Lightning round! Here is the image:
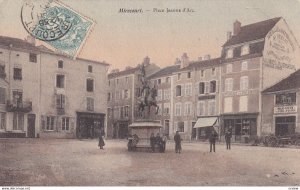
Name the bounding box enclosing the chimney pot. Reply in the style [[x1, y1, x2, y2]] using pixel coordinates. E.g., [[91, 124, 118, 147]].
[[227, 31, 232, 40], [233, 20, 241, 35], [203, 54, 211, 60]]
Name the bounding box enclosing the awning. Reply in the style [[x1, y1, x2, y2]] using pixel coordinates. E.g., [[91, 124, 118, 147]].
[[194, 117, 218, 128]]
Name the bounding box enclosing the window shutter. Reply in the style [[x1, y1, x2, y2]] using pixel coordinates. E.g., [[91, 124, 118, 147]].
[[57, 117, 62, 132], [61, 95, 65, 109], [65, 96, 69, 109], [215, 81, 219, 93], [181, 85, 184, 96], [41, 115, 46, 131], [70, 117, 75, 132]]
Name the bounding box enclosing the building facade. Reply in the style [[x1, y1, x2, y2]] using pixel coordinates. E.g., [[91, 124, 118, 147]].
[[220, 17, 300, 142], [0, 36, 108, 138], [107, 57, 160, 139]]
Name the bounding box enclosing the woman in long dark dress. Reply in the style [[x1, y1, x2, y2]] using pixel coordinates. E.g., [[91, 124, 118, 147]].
[[98, 129, 105, 149]]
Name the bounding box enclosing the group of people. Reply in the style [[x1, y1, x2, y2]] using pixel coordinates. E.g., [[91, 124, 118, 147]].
[[150, 133, 167, 152], [173, 128, 233, 153]]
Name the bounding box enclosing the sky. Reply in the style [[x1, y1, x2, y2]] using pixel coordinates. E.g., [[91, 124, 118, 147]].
[[1, 0, 300, 71]]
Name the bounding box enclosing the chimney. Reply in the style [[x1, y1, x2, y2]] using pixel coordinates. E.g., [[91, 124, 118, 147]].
[[143, 56, 150, 66], [203, 54, 211, 60], [180, 53, 189, 68], [198, 57, 203, 61], [174, 58, 181, 65], [233, 20, 241, 36], [25, 35, 36, 45], [125, 66, 133, 70], [227, 31, 232, 41]]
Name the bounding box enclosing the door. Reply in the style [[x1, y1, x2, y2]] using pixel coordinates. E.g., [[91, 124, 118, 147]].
[[27, 114, 36, 138]]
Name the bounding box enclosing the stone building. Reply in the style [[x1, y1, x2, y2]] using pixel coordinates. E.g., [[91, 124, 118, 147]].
[[0, 36, 108, 138], [220, 17, 300, 142], [262, 70, 300, 136], [107, 57, 160, 139]]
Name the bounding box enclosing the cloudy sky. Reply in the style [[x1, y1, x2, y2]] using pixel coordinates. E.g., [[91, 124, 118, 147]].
[[1, 0, 300, 71]]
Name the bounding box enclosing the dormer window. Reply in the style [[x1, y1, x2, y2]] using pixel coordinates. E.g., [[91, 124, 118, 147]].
[[241, 45, 249, 56], [226, 49, 233, 59]]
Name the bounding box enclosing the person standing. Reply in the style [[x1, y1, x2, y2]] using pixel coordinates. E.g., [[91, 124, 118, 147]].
[[162, 134, 168, 152], [98, 128, 105, 150], [225, 128, 232, 150], [150, 133, 156, 152], [209, 129, 218, 153], [174, 131, 182, 154]]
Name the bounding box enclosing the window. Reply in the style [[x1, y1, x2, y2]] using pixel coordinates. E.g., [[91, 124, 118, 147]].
[[158, 79, 161, 84], [197, 101, 205, 116], [199, 82, 205, 94], [201, 70, 204, 77], [29, 53, 37, 63], [241, 45, 249, 55], [177, 73, 181, 80], [157, 89, 162, 101], [185, 83, 192, 96], [107, 93, 111, 101], [205, 82, 210, 94], [125, 77, 129, 83], [114, 107, 120, 119], [157, 104, 162, 115], [224, 97, 233, 113], [226, 49, 233, 58], [88, 65, 93, 73], [0, 87, 5, 104], [13, 113, 24, 131], [124, 106, 129, 117], [239, 96, 248, 112], [240, 76, 249, 90], [166, 77, 170, 83], [108, 80, 111, 86], [184, 102, 192, 116], [187, 72, 191, 78], [164, 89, 170, 100], [212, 68, 216, 76], [176, 85, 182, 96], [86, 78, 94, 92], [0, 113, 5, 130], [164, 103, 170, 115], [175, 103, 181, 116], [56, 94, 65, 109], [87, 97, 94, 111], [12, 90, 22, 105], [241, 61, 248, 71], [13, 68, 22, 80], [62, 117, 70, 131], [116, 78, 119, 84], [177, 121, 184, 132], [210, 81, 217, 93], [115, 91, 120, 100], [208, 101, 216, 115], [225, 78, 233, 92], [46, 116, 55, 131], [58, 60, 63, 68], [56, 74, 65, 88], [0, 65, 5, 79], [123, 89, 130, 99], [135, 88, 141, 97], [226, 64, 233, 73]]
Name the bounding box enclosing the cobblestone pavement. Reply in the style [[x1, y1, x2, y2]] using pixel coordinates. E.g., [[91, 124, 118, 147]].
[[0, 138, 299, 186]]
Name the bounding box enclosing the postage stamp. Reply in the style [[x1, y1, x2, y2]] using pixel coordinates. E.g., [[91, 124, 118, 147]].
[[21, 0, 94, 58]]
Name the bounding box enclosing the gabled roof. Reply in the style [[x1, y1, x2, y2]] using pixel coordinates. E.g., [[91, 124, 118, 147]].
[[0, 36, 40, 51], [263, 69, 300, 93], [148, 64, 180, 79], [223, 17, 281, 47]]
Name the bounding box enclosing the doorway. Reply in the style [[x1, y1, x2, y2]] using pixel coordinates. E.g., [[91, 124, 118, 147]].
[[27, 114, 36, 138]]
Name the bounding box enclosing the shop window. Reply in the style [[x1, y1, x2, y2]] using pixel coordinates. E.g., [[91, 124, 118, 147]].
[[56, 74, 65, 88], [176, 85, 182, 96], [29, 53, 37, 63], [87, 97, 94, 111], [86, 78, 94, 92], [13, 68, 22, 80], [58, 60, 63, 68], [275, 116, 296, 136], [177, 121, 184, 132], [62, 117, 70, 131]]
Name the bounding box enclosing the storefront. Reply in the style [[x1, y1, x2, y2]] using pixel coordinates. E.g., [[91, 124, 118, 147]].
[[221, 113, 258, 143], [194, 117, 219, 140], [76, 112, 105, 139]]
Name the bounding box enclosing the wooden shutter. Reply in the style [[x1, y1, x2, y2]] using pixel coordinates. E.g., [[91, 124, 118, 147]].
[[41, 115, 46, 131], [57, 116, 62, 132]]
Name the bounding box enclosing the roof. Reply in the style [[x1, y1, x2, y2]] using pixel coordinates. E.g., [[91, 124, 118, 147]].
[[148, 64, 180, 79], [263, 69, 300, 93], [0, 36, 40, 51], [108, 66, 140, 78], [186, 58, 221, 69], [223, 17, 281, 47]]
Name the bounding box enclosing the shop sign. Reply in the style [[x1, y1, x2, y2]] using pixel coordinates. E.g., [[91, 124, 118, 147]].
[[224, 89, 256, 97], [274, 106, 297, 114], [275, 92, 296, 105]]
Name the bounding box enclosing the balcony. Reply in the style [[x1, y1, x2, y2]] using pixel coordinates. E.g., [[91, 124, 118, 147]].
[[6, 100, 32, 112]]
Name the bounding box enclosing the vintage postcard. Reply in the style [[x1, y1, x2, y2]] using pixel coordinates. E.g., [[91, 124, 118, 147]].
[[0, 0, 300, 189]]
